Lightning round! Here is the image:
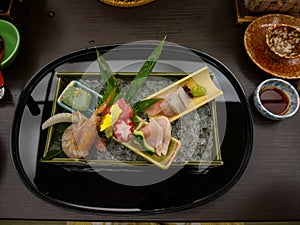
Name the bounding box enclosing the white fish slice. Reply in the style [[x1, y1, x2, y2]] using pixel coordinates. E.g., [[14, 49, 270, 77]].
[[160, 86, 191, 116], [142, 119, 164, 155], [144, 66, 223, 122], [155, 116, 172, 156]]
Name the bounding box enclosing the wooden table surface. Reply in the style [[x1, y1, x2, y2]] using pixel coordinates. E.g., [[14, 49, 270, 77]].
[[0, 0, 299, 221]]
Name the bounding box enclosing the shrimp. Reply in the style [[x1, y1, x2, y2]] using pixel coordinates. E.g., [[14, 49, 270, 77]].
[[94, 136, 106, 152], [61, 89, 116, 158], [41, 112, 82, 130], [61, 124, 89, 158]]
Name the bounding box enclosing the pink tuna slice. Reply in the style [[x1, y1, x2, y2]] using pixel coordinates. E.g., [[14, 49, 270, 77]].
[[115, 98, 133, 120]]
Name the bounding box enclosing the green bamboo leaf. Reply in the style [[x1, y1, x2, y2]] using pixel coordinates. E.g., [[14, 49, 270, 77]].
[[96, 49, 120, 104], [125, 36, 166, 104], [96, 49, 115, 89]]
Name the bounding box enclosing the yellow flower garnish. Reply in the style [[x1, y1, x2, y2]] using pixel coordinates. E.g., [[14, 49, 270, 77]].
[[100, 104, 122, 132], [100, 114, 112, 131]]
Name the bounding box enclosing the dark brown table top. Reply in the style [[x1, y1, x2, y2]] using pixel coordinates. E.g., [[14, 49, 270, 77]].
[[0, 0, 299, 221]]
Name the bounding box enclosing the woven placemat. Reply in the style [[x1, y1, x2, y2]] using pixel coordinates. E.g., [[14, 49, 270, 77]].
[[99, 0, 155, 7]]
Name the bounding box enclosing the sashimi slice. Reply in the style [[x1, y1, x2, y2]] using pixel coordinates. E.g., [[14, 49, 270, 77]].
[[140, 116, 172, 156], [140, 124, 151, 138], [140, 119, 164, 155], [144, 99, 163, 116], [164, 87, 190, 114], [114, 98, 133, 120], [160, 99, 176, 116], [145, 86, 191, 118], [155, 116, 171, 156], [175, 86, 191, 108]]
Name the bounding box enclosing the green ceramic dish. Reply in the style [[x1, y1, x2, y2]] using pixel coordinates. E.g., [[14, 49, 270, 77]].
[[0, 19, 20, 68]]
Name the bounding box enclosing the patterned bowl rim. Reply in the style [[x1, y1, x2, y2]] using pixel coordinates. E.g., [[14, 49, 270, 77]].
[[265, 24, 300, 59], [254, 78, 300, 119]]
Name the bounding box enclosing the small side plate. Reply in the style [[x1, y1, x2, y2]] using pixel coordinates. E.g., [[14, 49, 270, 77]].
[[57, 80, 102, 117]]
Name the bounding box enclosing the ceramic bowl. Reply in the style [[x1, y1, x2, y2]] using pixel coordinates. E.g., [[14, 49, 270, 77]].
[[254, 78, 299, 120], [0, 19, 20, 68], [244, 14, 300, 79], [266, 24, 300, 59]]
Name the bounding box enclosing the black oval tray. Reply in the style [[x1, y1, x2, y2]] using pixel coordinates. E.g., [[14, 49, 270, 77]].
[[11, 43, 253, 214]]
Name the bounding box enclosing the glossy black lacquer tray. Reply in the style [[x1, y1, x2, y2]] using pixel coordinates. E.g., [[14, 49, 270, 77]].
[[11, 42, 253, 214]]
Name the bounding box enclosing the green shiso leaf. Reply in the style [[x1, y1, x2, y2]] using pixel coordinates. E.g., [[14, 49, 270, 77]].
[[132, 98, 162, 127], [132, 98, 162, 114], [131, 112, 140, 128], [96, 49, 120, 105], [125, 36, 166, 104]]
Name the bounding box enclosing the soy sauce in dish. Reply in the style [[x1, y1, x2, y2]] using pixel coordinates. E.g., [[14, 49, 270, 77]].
[[259, 86, 290, 115]]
